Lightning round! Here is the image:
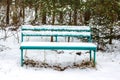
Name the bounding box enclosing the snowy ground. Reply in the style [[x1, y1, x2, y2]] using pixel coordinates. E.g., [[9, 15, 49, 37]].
[[0, 29, 120, 80]]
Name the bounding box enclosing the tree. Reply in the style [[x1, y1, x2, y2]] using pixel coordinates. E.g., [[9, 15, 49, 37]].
[[85, 0, 120, 46], [6, 0, 11, 25]]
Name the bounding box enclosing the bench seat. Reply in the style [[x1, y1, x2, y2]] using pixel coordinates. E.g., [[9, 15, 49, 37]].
[[20, 42, 96, 50], [20, 42, 97, 66]]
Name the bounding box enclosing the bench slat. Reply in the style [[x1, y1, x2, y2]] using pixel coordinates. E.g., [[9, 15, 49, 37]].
[[22, 25, 91, 32], [22, 31, 91, 37], [20, 42, 97, 50]]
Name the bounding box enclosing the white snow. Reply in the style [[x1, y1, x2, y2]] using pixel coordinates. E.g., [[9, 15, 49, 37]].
[[22, 25, 91, 30], [21, 42, 96, 47], [0, 28, 120, 80], [22, 31, 91, 36]]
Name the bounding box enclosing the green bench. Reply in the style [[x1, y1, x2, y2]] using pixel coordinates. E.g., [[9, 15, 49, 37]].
[[20, 25, 97, 66]]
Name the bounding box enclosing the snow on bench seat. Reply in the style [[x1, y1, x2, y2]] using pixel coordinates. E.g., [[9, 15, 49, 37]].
[[20, 42, 97, 50]]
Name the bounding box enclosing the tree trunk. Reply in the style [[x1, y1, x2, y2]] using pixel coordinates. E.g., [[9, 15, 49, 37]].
[[22, 7, 25, 24], [22, 0, 25, 24], [84, 9, 91, 25], [69, 11, 72, 25], [41, 2, 46, 25], [6, 0, 10, 25], [42, 12, 46, 24], [59, 11, 63, 25], [68, 11, 72, 42], [34, 6, 38, 21], [73, 8, 77, 25], [109, 27, 113, 44], [52, 11, 55, 25], [51, 11, 55, 42], [51, 0, 56, 42]]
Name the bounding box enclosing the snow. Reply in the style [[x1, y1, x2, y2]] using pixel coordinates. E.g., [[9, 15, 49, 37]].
[[22, 25, 91, 30], [0, 29, 120, 80], [22, 31, 91, 36], [21, 42, 96, 47]]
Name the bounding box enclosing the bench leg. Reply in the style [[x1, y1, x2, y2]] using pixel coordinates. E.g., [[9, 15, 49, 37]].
[[90, 50, 92, 61], [21, 49, 23, 66], [21, 33, 23, 42], [93, 50, 96, 66]]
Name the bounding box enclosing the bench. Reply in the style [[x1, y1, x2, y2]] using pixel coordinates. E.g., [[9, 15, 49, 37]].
[[20, 25, 97, 66]]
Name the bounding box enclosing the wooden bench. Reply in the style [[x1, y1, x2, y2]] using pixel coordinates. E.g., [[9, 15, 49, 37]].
[[20, 25, 97, 66]]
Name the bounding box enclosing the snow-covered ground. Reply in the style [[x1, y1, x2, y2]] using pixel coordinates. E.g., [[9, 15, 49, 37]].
[[0, 29, 120, 80]]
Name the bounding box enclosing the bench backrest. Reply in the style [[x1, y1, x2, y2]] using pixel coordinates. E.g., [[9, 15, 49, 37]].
[[21, 25, 92, 42]]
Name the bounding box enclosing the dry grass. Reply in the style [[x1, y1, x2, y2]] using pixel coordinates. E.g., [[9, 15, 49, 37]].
[[24, 59, 96, 71]]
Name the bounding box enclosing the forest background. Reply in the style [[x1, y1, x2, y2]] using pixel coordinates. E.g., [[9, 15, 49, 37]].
[[0, 0, 120, 50]]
